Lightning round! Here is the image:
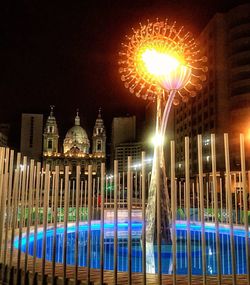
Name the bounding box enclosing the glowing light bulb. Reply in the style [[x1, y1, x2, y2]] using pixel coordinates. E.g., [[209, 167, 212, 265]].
[[141, 49, 180, 76], [151, 133, 164, 146]]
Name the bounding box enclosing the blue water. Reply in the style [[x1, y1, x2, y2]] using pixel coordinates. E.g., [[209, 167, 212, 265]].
[[15, 222, 249, 275]]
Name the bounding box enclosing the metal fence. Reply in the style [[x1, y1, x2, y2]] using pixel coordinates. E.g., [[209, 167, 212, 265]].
[[0, 133, 250, 284]]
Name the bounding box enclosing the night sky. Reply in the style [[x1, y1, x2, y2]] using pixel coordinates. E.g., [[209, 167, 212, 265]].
[[0, 0, 248, 148]]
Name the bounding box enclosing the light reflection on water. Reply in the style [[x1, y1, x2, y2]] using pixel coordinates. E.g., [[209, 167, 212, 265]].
[[15, 223, 248, 275]]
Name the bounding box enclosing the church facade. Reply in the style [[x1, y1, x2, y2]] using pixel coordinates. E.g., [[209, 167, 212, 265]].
[[42, 106, 106, 176]]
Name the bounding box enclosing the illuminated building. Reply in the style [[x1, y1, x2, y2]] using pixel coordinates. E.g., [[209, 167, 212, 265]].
[[174, 3, 250, 175], [114, 142, 143, 173], [0, 132, 8, 147], [43, 106, 106, 176], [20, 113, 43, 161], [0, 124, 9, 147], [111, 116, 144, 172]]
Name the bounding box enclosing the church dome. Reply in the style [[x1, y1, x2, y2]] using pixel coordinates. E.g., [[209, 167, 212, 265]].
[[63, 112, 90, 155], [65, 125, 88, 142]]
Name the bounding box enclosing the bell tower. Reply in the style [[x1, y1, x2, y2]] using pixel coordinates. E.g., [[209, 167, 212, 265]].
[[92, 108, 106, 157], [43, 105, 59, 154]]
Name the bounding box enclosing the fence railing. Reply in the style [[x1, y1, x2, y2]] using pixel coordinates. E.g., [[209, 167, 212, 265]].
[[0, 133, 250, 284]]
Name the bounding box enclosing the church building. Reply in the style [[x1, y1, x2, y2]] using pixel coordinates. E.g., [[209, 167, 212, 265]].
[[43, 106, 106, 176]]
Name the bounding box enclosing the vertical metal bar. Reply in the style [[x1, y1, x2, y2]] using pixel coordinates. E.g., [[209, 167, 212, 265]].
[[219, 178, 223, 223], [87, 165, 93, 285], [122, 172, 125, 208], [80, 180, 83, 219], [59, 178, 63, 223], [156, 146, 161, 284], [51, 172, 55, 224], [109, 176, 112, 209], [206, 181, 209, 215], [192, 183, 195, 221], [39, 167, 43, 205], [224, 133, 236, 285], [24, 159, 35, 284], [9, 161, 19, 250], [0, 173, 8, 281], [197, 180, 200, 221], [0, 148, 5, 204], [211, 134, 221, 285], [97, 177, 100, 214], [139, 170, 142, 208], [135, 170, 138, 206], [113, 160, 118, 285], [248, 171, 250, 210], [72, 180, 75, 212], [179, 181, 181, 210], [6, 150, 14, 229], [226, 174, 229, 224], [24, 165, 29, 227], [52, 166, 59, 285], [100, 163, 105, 285], [92, 178, 95, 219], [171, 141, 177, 285], [105, 176, 108, 208], [74, 165, 81, 285], [127, 156, 132, 285], [234, 174, 238, 225], [68, 180, 71, 222], [240, 134, 250, 285], [184, 181, 186, 212], [32, 162, 41, 284], [63, 166, 70, 285], [118, 173, 121, 209], [211, 180, 214, 223], [0, 147, 7, 259], [85, 180, 87, 210], [41, 164, 50, 285], [197, 134, 207, 284], [141, 152, 146, 285], [16, 156, 27, 285], [3, 149, 13, 278], [185, 137, 192, 285], [239, 173, 242, 223], [8, 167, 19, 284]]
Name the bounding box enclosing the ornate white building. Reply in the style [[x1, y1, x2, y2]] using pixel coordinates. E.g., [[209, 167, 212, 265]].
[[43, 106, 106, 176]]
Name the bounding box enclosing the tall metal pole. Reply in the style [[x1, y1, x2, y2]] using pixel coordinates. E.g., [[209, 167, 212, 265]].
[[113, 160, 118, 285], [185, 137, 192, 285], [211, 134, 221, 285], [240, 134, 250, 285], [63, 166, 70, 285], [197, 135, 207, 284], [100, 163, 105, 285], [24, 159, 35, 285], [16, 156, 27, 285], [52, 166, 59, 285], [9, 164, 20, 283], [87, 165, 93, 285], [41, 164, 50, 285], [127, 156, 132, 285], [171, 141, 177, 285], [32, 162, 41, 284], [224, 133, 236, 285], [74, 165, 81, 285], [141, 151, 146, 285]]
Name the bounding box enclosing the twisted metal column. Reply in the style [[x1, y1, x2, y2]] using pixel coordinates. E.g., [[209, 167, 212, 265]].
[[145, 90, 176, 273]]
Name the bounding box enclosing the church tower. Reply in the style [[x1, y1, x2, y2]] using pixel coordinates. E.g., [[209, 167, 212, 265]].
[[43, 105, 59, 155], [92, 108, 106, 157]]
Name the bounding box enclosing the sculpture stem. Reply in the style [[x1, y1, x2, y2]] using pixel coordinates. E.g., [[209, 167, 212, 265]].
[[145, 90, 176, 273]]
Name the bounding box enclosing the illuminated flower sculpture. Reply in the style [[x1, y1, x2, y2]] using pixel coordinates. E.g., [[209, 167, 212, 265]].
[[119, 19, 207, 272]]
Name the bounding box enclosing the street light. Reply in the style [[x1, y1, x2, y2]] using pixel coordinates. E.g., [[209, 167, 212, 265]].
[[119, 19, 207, 267]]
